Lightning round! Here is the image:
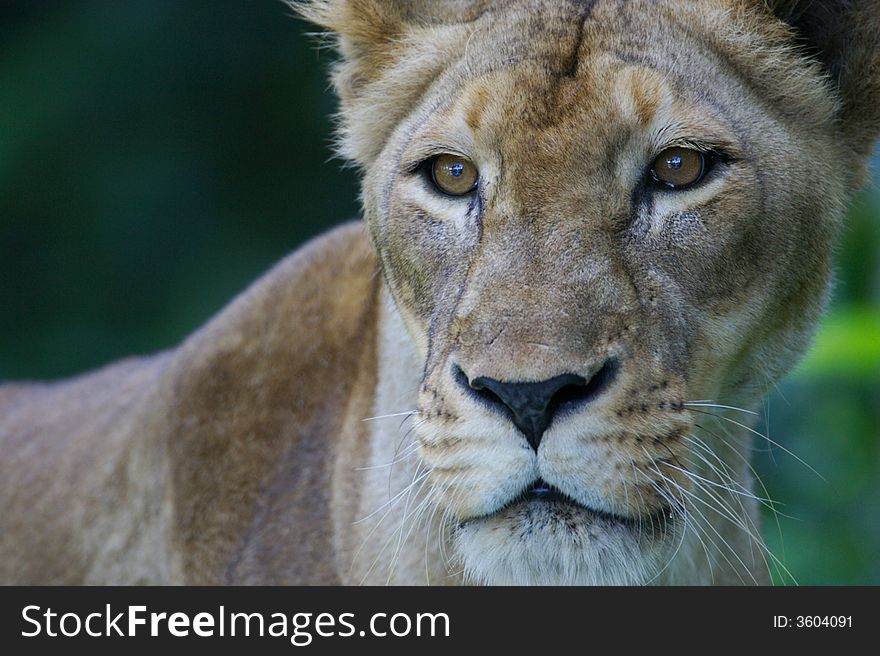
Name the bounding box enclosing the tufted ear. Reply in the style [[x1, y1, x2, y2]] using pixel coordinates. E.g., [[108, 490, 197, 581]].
[[765, 0, 880, 157], [291, 1, 487, 164], [294, 0, 486, 39]]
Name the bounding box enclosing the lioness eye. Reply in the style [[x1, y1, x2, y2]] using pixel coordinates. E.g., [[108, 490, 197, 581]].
[[430, 154, 479, 196], [651, 147, 706, 189]]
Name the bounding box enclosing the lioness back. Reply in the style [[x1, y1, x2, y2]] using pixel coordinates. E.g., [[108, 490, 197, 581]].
[[0, 355, 172, 583], [0, 222, 378, 583]]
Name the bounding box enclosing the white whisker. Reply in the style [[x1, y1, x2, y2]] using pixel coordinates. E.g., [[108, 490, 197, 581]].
[[361, 410, 419, 422], [684, 401, 759, 416], [354, 443, 418, 471], [688, 408, 825, 481], [352, 470, 429, 525]]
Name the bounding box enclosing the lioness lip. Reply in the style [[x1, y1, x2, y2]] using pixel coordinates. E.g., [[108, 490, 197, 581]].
[[506, 478, 659, 528], [516, 477, 623, 517], [525, 478, 564, 501]]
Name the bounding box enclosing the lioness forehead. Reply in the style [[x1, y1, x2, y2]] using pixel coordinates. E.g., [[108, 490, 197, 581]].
[[428, 0, 831, 122], [334, 0, 837, 171]]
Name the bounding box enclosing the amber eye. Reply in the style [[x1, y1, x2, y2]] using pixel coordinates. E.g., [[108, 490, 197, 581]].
[[651, 147, 706, 189], [430, 154, 479, 196]]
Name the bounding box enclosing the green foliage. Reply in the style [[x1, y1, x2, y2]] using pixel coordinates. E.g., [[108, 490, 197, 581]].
[[760, 188, 880, 584], [797, 306, 880, 381]]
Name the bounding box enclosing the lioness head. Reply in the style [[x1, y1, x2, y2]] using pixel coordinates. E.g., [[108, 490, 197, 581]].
[[299, 0, 880, 584]]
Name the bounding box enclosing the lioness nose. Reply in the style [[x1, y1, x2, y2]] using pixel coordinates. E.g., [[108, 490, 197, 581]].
[[458, 360, 617, 450]]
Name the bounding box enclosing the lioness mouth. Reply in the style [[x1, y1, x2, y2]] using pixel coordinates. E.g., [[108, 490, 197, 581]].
[[525, 478, 565, 501], [507, 478, 668, 530], [515, 478, 632, 523]]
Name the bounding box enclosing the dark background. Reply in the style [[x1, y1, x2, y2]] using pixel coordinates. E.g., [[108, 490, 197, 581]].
[[1, 0, 878, 584]]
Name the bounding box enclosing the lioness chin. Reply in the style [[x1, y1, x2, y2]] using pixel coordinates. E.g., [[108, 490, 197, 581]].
[[1, 0, 879, 586]]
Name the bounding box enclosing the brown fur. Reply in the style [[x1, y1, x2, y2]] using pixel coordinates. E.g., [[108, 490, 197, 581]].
[[1, 224, 377, 583], [1, 0, 878, 584]]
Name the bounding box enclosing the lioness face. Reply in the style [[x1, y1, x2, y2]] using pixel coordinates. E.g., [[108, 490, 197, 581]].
[[346, 1, 852, 584]]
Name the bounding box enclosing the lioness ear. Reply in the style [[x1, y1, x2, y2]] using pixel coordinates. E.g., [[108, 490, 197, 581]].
[[766, 0, 880, 157], [294, 0, 485, 42], [292, 1, 486, 164], [294, 1, 406, 68]]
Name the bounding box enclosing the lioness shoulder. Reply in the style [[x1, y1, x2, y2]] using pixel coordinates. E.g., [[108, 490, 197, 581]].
[[0, 223, 376, 584]]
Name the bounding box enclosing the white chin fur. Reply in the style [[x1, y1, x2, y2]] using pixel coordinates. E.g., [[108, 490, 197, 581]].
[[452, 501, 675, 586]]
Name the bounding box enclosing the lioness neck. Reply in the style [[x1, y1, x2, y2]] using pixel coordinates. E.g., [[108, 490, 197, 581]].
[[332, 288, 461, 585]]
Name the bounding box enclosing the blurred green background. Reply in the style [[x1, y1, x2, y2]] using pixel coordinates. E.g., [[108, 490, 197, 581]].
[[1, 1, 877, 584]]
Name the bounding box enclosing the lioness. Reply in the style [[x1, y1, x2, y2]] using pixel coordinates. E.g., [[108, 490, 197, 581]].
[[1, 0, 878, 585]]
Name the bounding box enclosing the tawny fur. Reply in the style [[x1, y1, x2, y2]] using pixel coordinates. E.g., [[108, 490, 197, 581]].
[[1, 0, 878, 585]]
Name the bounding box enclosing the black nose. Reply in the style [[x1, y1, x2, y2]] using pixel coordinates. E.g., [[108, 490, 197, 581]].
[[458, 360, 617, 450]]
